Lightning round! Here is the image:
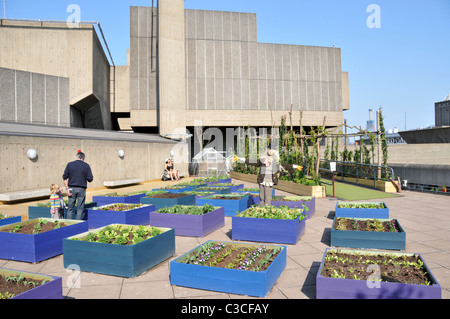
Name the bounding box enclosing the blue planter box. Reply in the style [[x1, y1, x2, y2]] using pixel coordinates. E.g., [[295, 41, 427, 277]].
[[179, 183, 207, 190], [0, 218, 88, 263], [28, 202, 97, 220], [236, 188, 276, 196], [0, 268, 62, 299], [213, 184, 244, 192], [196, 187, 231, 195], [335, 202, 389, 219], [330, 217, 406, 250], [87, 204, 155, 229], [197, 194, 251, 217], [150, 206, 225, 237], [0, 215, 21, 226], [63, 225, 175, 278], [140, 193, 195, 211], [205, 178, 232, 186], [316, 248, 442, 299], [232, 211, 306, 244], [92, 193, 147, 206], [152, 186, 192, 194], [170, 240, 286, 297], [272, 196, 316, 219]]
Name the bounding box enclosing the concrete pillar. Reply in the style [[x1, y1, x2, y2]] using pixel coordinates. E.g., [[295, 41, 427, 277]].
[[157, 0, 186, 138]]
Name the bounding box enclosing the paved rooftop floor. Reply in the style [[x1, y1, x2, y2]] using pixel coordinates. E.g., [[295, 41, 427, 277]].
[[0, 178, 449, 300]]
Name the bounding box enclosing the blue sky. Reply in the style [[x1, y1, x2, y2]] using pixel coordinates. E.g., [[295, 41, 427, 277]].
[[4, 0, 450, 133]]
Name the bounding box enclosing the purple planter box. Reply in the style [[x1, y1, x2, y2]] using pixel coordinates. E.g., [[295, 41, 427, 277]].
[[205, 178, 232, 186], [316, 248, 442, 299], [335, 202, 389, 219], [271, 196, 315, 219], [152, 186, 192, 194], [0, 215, 21, 226], [0, 218, 88, 263], [150, 206, 225, 237], [87, 204, 155, 228], [232, 210, 306, 244], [92, 193, 147, 206], [0, 268, 62, 299]]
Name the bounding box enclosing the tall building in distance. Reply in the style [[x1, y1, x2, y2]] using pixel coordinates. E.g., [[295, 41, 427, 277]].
[[366, 109, 376, 132], [435, 94, 450, 127]]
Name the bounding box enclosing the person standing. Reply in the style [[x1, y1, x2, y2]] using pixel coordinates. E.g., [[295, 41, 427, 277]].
[[63, 150, 93, 220], [234, 149, 302, 206]]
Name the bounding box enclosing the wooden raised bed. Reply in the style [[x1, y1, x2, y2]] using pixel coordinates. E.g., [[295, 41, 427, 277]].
[[140, 192, 196, 211], [0, 218, 88, 263], [170, 240, 286, 297], [87, 203, 155, 229], [63, 224, 175, 278], [316, 248, 442, 299], [331, 217, 406, 250], [335, 202, 389, 219]]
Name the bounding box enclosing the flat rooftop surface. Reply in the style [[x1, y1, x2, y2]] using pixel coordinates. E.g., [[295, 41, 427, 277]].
[[0, 177, 449, 301]]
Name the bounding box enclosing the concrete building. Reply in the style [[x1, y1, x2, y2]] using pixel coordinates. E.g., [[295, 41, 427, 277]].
[[435, 94, 450, 127], [0, 19, 112, 129], [124, 0, 350, 151]]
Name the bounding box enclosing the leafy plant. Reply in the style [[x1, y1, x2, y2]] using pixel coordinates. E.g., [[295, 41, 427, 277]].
[[237, 204, 307, 220]]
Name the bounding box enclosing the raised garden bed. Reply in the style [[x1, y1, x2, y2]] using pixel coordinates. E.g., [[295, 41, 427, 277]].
[[150, 204, 224, 237], [197, 193, 251, 217], [236, 187, 275, 196], [178, 181, 207, 190], [87, 203, 155, 229], [64, 224, 175, 278], [92, 192, 146, 206], [27, 202, 97, 220], [140, 191, 196, 210], [196, 187, 231, 195], [0, 218, 88, 263], [335, 202, 389, 219], [0, 213, 21, 226], [316, 248, 442, 299], [229, 171, 326, 198], [152, 185, 192, 194], [271, 196, 315, 219], [180, 191, 216, 204], [212, 183, 244, 192], [232, 205, 307, 244], [0, 268, 62, 299], [170, 240, 286, 297], [203, 177, 232, 186], [331, 217, 406, 250]]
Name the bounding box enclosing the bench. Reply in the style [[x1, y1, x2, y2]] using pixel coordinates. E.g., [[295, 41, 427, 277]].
[[0, 188, 50, 202], [103, 178, 144, 188]]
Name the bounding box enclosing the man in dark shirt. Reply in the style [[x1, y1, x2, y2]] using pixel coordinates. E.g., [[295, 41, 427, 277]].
[[63, 151, 93, 220]]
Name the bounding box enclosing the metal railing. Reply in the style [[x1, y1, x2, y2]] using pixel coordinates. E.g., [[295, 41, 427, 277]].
[[319, 160, 395, 189]]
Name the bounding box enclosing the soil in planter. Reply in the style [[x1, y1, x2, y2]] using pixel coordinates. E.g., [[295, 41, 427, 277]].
[[0, 274, 48, 299], [321, 250, 434, 285], [147, 193, 188, 199], [0, 220, 67, 235], [334, 218, 400, 232], [178, 242, 282, 272]]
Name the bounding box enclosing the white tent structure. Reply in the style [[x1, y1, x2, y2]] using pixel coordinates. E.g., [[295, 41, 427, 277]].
[[192, 148, 232, 177]]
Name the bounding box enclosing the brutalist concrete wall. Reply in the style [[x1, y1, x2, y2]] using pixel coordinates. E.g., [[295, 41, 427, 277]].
[[0, 67, 70, 126], [185, 9, 343, 112], [390, 164, 450, 187]]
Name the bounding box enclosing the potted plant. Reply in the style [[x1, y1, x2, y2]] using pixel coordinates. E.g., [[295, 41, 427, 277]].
[[92, 191, 147, 206], [232, 205, 307, 244], [140, 191, 196, 210], [0, 268, 62, 299], [0, 218, 88, 263], [335, 202, 389, 219], [63, 224, 175, 278], [0, 213, 21, 226], [170, 240, 286, 297], [316, 248, 442, 299], [87, 203, 155, 229], [150, 204, 224, 237], [197, 193, 251, 217], [331, 217, 406, 250], [271, 196, 315, 219]]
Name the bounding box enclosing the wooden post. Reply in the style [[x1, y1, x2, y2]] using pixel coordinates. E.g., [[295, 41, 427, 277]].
[[299, 111, 304, 160], [289, 104, 293, 131], [376, 110, 382, 179], [315, 116, 327, 176]]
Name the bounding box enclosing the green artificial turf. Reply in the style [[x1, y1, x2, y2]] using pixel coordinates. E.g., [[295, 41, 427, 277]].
[[321, 178, 400, 200]]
